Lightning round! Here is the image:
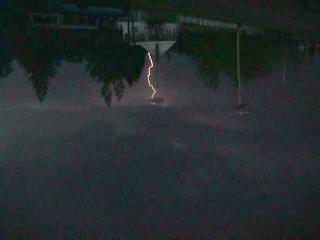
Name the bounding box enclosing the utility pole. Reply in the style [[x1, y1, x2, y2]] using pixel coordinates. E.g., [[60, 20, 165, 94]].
[[235, 22, 250, 115]]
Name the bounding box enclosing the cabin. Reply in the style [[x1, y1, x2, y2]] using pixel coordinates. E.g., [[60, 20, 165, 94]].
[[116, 10, 180, 59], [30, 4, 126, 30]]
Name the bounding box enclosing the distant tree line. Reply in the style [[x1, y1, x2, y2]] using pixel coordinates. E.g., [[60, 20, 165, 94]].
[[0, 1, 145, 105], [173, 28, 284, 89]]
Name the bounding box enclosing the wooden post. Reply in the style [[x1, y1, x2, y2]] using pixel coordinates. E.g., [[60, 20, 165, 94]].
[[281, 34, 287, 85], [306, 40, 310, 62], [283, 45, 287, 85], [282, 61, 287, 85], [127, 14, 131, 41], [156, 43, 159, 70], [131, 13, 135, 44], [237, 24, 242, 106]]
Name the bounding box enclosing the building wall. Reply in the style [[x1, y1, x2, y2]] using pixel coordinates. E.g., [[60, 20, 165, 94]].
[[117, 20, 178, 40]]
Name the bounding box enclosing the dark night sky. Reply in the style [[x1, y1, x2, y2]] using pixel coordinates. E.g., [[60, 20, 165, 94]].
[[1, 52, 320, 238]]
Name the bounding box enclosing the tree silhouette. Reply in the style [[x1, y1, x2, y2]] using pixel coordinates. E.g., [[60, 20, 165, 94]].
[[3, 1, 283, 104], [86, 31, 145, 106], [14, 30, 61, 101], [0, 0, 145, 105], [0, 43, 13, 79], [175, 29, 281, 88]]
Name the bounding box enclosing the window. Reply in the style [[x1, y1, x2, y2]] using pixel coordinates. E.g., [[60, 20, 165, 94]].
[[63, 16, 89, 26], [33, 15, 58, 25]]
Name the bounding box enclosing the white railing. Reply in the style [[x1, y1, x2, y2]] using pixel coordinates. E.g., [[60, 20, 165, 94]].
[[177, 15, 259, 33], [30, 13, 99, 30]]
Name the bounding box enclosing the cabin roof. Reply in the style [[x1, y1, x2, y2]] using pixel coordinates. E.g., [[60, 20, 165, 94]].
[[62, 4, 126, 17], [136, 41, 177, 56]]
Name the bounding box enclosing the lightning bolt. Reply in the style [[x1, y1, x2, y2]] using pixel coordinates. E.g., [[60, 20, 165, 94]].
[[147, 52, 156, 99]]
